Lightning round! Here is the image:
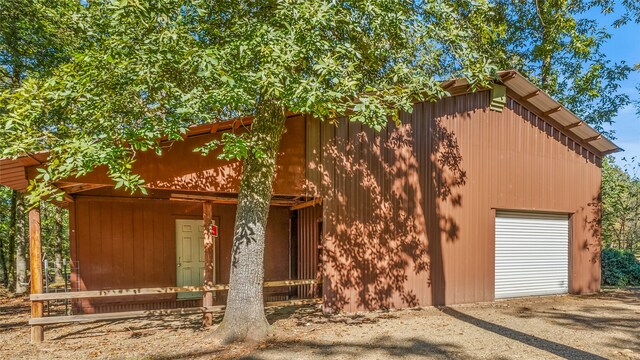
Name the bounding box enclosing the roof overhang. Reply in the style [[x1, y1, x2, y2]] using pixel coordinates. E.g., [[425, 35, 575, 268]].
[[0, 152, 47, 191], [495, 70, 621, 155]]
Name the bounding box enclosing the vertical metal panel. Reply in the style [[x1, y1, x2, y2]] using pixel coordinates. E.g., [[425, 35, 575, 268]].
[[316, 91, 602, 312], [296, 205, 322, 298], [64, 117, 307, 196], [305, 114, 323, 198], [495, 211, 569, 298], [73, 197, 292, 313]]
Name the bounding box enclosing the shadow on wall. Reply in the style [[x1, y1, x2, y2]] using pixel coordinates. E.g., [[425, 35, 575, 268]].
[[149, 161, 242, 193], [314, 110, 467, 311], [574, 193, 603, 294]]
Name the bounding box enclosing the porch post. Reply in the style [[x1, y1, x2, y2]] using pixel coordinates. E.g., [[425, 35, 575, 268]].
[[29, 206, 44, 343], [202, 201, 214, 327]]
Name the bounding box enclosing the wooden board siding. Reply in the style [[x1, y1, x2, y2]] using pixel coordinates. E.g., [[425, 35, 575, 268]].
[[296, 205, 323, 298], [72, 197, 292, 313], [312, 91, 602, 312], [40, 116, 307, 196]]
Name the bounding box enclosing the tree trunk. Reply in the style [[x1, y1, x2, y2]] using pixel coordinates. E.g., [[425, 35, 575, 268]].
[[15, 192, 28, 294], [536, 0, 552, 88], [52, 207, 65, 284], [214, 99, 287, 343], [7, 191, 17, 291], [0, 209, 8, 287]]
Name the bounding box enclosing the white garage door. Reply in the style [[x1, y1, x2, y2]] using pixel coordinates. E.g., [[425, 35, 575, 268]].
[[495, 211, 569, 299]]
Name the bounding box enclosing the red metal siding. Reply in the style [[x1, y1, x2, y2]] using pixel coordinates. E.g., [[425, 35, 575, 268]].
[[72, 197, 292, 313], [45, 116, 307, 196], [296, 205, 323, 298], [314, 91, 602, 312]]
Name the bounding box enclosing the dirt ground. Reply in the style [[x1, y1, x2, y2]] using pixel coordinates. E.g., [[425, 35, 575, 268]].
[[1, 288, 638, 360]]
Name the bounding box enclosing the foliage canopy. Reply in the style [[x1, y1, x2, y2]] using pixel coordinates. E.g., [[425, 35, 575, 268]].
[[489, 0, 634, 136], [0, 0, 497, 202]]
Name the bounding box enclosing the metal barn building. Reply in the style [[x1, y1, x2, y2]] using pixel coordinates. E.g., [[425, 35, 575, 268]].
[[0, 71, 617, 340]]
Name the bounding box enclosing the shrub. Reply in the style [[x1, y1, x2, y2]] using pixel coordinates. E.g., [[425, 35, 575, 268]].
[[601, 248, 640, 286]]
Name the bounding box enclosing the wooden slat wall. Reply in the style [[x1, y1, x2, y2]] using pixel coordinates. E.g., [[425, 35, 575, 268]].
[[296, 205, 323, 298], [312, 91, 602, 312], [73, 198, 292, 313]]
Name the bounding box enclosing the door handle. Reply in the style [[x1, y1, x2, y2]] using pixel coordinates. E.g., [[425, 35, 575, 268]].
[[178, 257, 182, 267]]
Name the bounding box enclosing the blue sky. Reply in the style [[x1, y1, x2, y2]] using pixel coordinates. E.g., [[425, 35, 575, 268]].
[[591, 10, 640, 163]]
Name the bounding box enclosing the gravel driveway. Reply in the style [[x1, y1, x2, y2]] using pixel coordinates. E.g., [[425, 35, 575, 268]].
[[1, 288, 638, 359]]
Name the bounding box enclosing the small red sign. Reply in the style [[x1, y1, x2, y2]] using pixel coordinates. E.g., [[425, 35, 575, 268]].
[[211, 224, 218, 236]]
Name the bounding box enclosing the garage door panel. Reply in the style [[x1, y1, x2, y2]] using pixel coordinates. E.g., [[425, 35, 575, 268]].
[[495, 211, 569, 299], [496, 280, 569, 289]]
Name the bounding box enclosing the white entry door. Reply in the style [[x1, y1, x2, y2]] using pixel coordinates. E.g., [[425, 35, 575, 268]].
[[176, 219, 213, 299], [495, 211, 569, 299]]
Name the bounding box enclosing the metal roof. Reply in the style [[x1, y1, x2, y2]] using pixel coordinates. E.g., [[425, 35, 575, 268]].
[[0, 71, 620, 192], [496, 70, 621, 155]]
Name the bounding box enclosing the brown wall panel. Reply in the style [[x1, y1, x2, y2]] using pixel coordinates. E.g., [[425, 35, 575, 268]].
[[315, 91, 602, 312], [73, 197, 292, 313], [43, 116, 306, 196], [296, 205, 323, 298]]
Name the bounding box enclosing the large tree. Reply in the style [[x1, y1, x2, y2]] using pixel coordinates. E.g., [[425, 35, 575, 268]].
[[0, 0, 497, 341]]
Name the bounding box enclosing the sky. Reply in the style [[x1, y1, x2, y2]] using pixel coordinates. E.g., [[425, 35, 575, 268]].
[[591, 9, 640, 163]]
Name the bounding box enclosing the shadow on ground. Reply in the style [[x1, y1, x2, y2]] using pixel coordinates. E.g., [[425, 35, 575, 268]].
[[440, 307, 608, 360], [151, 336, 510, 360]]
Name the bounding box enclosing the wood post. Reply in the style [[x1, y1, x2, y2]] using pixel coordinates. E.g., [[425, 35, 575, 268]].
[[202, 202, 214, 327], [29, 206, 44, 343]]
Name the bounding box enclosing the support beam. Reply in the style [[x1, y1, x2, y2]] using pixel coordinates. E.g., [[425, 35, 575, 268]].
[[441, 79, 456, 90], [500, 71, 517, 82], [171, 193, 237, 204], [29, 207, 44, 343], [584, 135, 602, 143], [521, 90, 540, 101], [543, 107, 562, 117], [170, 193, 299, 206], [563, 122, 583, 131], [65, 183, 109, 194], [290, 198, 322, 211], [31, 279, 321, 301], [28, 298, 322, 326], [202, 202, 215, 327]]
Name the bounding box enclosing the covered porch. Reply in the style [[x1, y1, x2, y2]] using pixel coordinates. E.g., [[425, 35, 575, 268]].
[[24, 190, 323, 342], [0, 115, 325, 342]]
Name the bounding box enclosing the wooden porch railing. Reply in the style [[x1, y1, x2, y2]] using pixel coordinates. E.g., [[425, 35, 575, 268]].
[[28, 279, 322, 335]]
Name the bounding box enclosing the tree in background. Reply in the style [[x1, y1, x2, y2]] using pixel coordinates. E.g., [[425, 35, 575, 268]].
[[0, 0, 497, 341], [602, 156, 640, 252], [41, 201, 69, 284], [0, 0, 75, 293], [0, 186, 11, 286], [0, 188, 70, 291], [12, 190, 28, 294], [489, 0, 634, 135]]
